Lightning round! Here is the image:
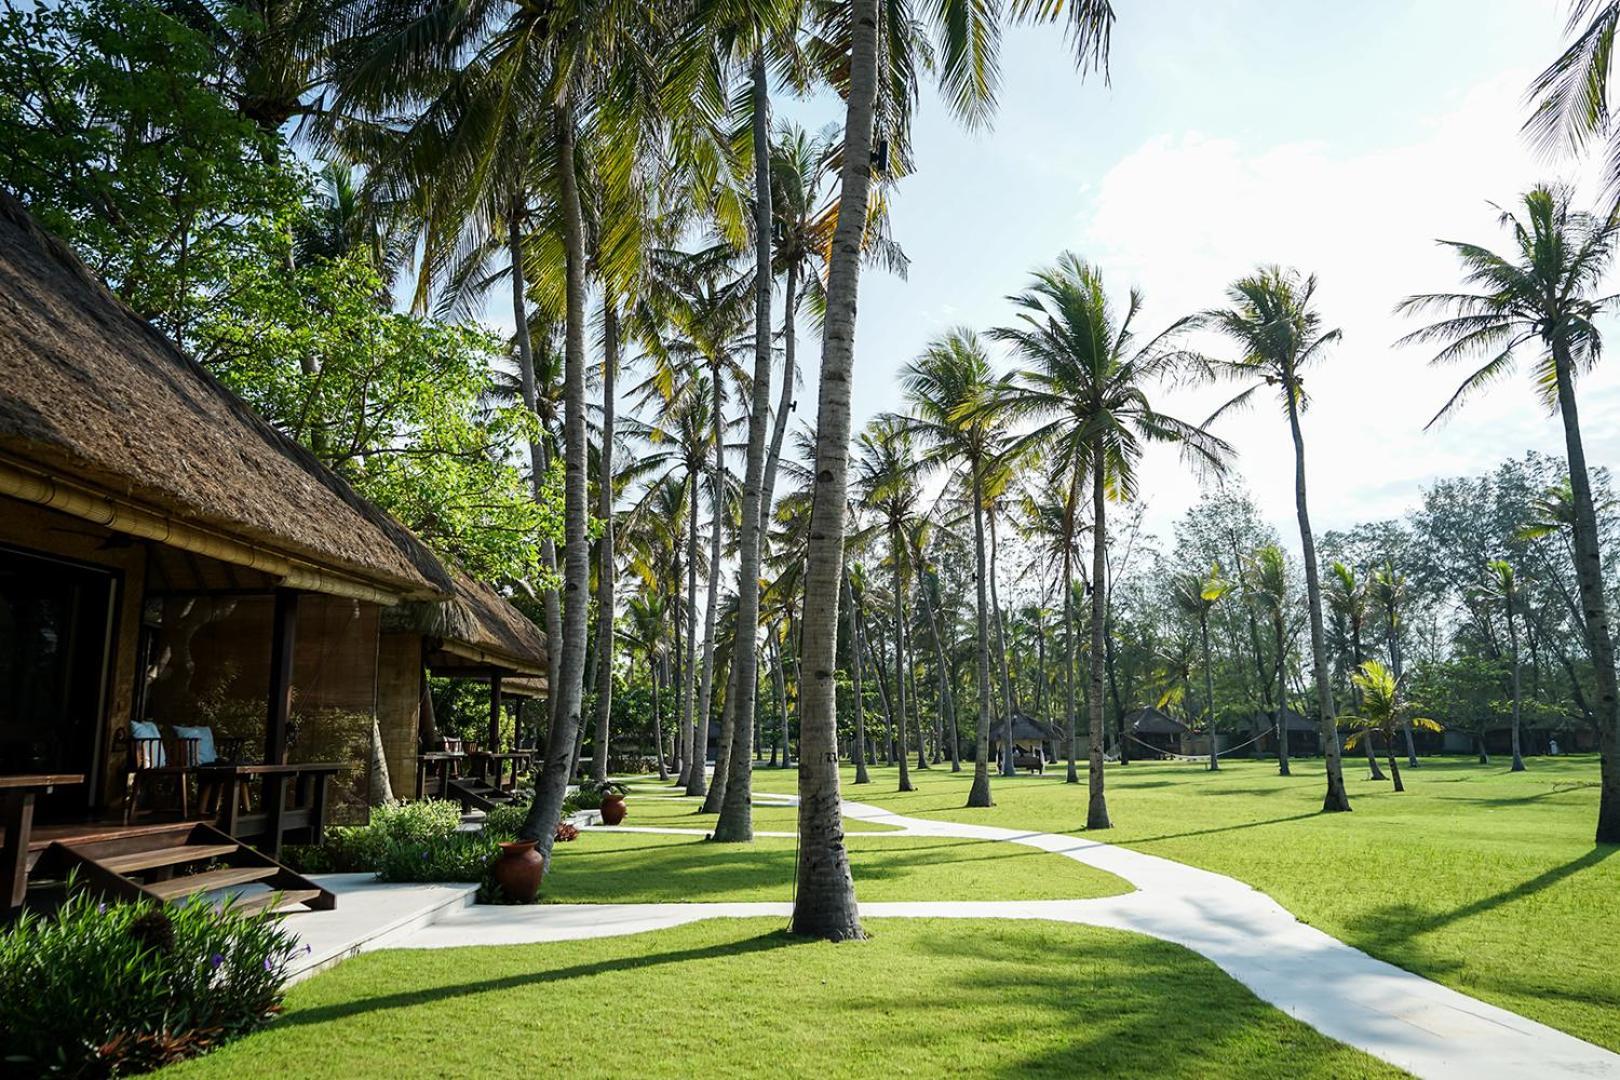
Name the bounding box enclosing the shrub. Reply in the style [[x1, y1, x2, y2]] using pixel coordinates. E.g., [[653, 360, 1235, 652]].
[[481, 803, 528, 840], [376, 831, 500, 883], [0, 886, 300, 1077], [286, 799, 464, 874]]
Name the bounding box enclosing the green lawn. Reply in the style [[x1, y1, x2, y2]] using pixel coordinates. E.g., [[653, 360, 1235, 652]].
[[159, 919, 1404, 1079], [752, 754, 1620, 1051], [615, 783, 899, 832], [541, 828, 1127, 903]]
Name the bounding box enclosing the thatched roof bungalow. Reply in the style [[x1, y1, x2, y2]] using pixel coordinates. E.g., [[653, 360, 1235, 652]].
[[0, 193, 544, 911]]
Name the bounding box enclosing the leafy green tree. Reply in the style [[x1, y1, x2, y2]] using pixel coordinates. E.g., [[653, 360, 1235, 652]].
[[193, 252, 561, 583], [1398, 184, 1620, 841], [1198, 266, 1353, 814], [0, 0, 298, 340]]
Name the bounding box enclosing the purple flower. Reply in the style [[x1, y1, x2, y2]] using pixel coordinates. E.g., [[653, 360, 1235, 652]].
[[210, 953, 224, 970], [263, 957, 273, 971], [97, 903, 107, 915], [420, 850, 430, 860], [303, 943, 313, 955]]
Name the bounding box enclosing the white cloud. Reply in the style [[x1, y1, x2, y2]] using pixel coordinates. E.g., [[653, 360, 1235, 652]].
[[1077, 70, 1620, 545]]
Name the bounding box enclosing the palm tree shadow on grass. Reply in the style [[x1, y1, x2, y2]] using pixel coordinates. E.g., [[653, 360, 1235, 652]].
[[1081, 811, 1321, 846], [275, 933, 797, 1030], [1343, 846, 1616, 950]]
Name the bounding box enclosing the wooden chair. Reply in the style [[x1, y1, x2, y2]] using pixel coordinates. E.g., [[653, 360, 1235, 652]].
[[122, 726, 200, 823]]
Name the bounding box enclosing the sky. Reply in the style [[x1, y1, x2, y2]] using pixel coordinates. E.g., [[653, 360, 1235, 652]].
[[757, 0, 1620, 549]]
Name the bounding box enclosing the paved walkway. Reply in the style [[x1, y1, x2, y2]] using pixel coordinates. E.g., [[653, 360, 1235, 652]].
[[398, 794, 1620, 1080]]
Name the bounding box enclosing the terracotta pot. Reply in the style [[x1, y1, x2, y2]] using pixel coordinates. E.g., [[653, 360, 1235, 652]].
[[599, 793, 627, 826], [492, 840, 544, 902]]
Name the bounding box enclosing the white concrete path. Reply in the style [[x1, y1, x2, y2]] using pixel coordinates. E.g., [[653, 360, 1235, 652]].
[[395, 796, 1620, 1080]]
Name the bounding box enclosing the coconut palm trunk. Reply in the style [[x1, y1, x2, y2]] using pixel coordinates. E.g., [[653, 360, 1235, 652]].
[[967, 464, 995, 808], [787, 0, 878, 941], [688, 383, 725, 797], [1200, 610, 1218, 772], [1551, 344, 1620, 838], [1063, 541, 1079, 784], [1087, 440, 1111, 828], [891, 522, 915, 793], [1506, 585, 1525, 773], [652, 653, 669, 781], [845, 570, 870, 783], [522, 103, 591, 861], [1274, 612, 1290, 776], [678, 471, 700, 786], [590, 304, 619, 781], [713, 50, 777, 842], [989, 507, 1018, 776], [507, 211, 563, 736], [770, 629, 791, 768], [1285, 390, 1350, 813], [915, 549, 961, 772]]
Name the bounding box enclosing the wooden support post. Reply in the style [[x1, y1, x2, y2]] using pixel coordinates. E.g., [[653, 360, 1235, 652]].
[[265, 589, 300, 766], [261, 589, 299, 856], [2, 792, 36, 910], [489, 674, 504, 752]]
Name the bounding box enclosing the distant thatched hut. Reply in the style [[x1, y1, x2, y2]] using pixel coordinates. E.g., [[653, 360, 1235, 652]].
[[1123, 707, 1190, 758]]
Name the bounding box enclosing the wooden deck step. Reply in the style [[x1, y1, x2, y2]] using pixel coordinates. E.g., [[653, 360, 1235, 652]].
[[147, 865, 278, 901], [100, 843, 241, 874], [230, 888, 323, 916]]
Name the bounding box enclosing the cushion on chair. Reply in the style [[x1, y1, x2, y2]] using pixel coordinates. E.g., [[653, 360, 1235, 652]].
[[130, 721, 166, 767], [172, 725, 217, 765]]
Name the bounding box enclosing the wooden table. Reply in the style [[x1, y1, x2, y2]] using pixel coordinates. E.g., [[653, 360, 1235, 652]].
[[196, 762, 341, 858], [1, 774, 83, 909]]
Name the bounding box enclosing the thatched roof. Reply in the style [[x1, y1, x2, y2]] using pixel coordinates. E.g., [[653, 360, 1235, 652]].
[[385, 569, 548, 676], [1256, 708, 1319, 733], [990, 711, 1061, 743], [0, 192, 449, 600], [1126, 707, 1189, 735]]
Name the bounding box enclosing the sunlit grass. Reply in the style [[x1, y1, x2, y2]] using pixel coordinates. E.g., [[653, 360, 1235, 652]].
[[754, 754, 1620, 1051], [541, 827, 1128, 903], [159, 919, 1404, 1079], [615, 781, 899, 832]]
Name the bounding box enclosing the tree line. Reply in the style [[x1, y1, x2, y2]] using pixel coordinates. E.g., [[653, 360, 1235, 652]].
[[4, 0, 1620, 941]]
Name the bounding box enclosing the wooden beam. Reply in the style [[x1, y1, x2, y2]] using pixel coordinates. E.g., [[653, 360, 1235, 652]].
[[264, 589, 299, 766], [488, 674, 504, 752]]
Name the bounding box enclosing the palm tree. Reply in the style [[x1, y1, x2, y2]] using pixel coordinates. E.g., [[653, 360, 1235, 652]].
[[1327, 561, 1387, 781], [1526, 1, 1620, 216], [911, 519, 963, 772], [787, 0, 1117, 943], [994, 256, 1229, 828], [854, 417, 922, 793], [1249, 544, 1294, 776], [1483, 559, 1528, 772], [1397, 184, 1620, 841], [898, 332, 1009, 809], [622, 591, 672, 780], [1339, 661, 1444, 793], [1198, 266, 1352, 814], [1015, 470, 1083, 781], [1172, 564, 1232, 772], [842, 566, 871, 784], [1369, 560, 1420, 767]]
